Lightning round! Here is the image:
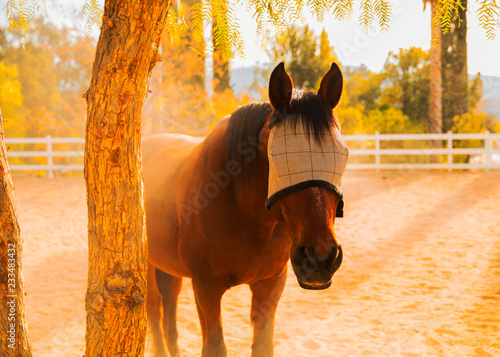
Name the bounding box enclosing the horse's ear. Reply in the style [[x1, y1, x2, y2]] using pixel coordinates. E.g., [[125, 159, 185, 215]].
[[318, 63, 343, 109], [269, 62, 293, 110]]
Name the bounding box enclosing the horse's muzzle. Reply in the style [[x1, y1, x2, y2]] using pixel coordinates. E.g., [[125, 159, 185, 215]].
[[297, 279, 332, 290], [291, 245, 343, 290]]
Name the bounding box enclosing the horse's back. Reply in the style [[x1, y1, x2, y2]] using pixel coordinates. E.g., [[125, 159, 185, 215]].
[[143, 133, 201, 196], [142, 133, 201, 165]]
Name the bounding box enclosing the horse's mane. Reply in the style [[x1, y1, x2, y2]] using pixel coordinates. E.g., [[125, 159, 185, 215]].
[[226, 90, 339, 183], [282, 89, 340, 143], [226, 102, 272, 183]]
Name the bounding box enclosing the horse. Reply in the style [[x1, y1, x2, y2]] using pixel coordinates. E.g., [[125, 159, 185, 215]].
[[143, 62, 349, 357]]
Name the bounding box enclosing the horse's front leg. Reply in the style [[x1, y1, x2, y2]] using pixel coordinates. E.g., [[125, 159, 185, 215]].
[[249, 269, 287, 357], [192, 277, 227, 357]]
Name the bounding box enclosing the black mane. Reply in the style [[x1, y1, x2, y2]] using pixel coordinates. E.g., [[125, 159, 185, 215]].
[[226, 90, 339, 182], [279, 89, 339, 143], [226, 102, 272, 182]]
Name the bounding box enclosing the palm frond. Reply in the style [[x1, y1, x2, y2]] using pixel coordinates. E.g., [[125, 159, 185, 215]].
[[332, 0, 355, 21], [359, 0, 375, 31], [81, 0, 103, 35], [5, 0, 41, 34], [211, 0, 244, 60], [476, 0, 500, 40], [165, 1, 189, 46], [374, 0, 391, 32]]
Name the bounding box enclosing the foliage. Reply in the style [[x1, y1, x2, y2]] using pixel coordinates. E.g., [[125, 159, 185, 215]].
[[143, 20, 251, 136], [338, 105, 421, 135], [82, 0, 104, 33], [452, 109, 496, 133], [333, 48, 430, 134], [382, 47, 431, 127], [468, 73, 483, 110], [0, 20, 95, 137], [475, 0, 500, 40], [451, 109, 497, 162], [143, 81, 253, 136], [269, 25, 338, 89], [429, 0, 499, 40], [0, 62, 25, 136]]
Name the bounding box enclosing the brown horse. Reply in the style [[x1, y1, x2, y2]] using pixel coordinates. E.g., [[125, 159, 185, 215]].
[[143, 62, 348, 357]]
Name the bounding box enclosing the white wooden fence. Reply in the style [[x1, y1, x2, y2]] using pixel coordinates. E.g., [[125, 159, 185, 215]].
[[344, 131, 500, 171], [6, 136, 84, 178], [5, 132, 500, 176]]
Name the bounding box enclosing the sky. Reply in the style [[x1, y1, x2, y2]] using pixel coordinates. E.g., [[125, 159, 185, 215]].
[[3, 1, 499, 77], [230, 1, 500, 77]]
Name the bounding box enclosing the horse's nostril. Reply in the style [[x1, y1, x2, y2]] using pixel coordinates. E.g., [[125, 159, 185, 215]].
[[303, 246, 315, 259], [296, 244, 337, 261], [331, 245, 343, 274]]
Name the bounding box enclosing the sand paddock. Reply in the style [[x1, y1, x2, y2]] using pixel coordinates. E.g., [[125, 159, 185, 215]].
[[13, 171, 500, 356]]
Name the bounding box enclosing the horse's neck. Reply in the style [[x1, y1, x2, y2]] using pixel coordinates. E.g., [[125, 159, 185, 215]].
[[231, 125, 276, 227], [193, 122, 275, 228]]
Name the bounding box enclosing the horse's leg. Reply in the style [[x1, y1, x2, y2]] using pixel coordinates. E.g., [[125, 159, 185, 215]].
[[156, 269, 183, 357], [249, 269, 287, 357], [192, 277, 227, 357], [147, 264, 168, 357]]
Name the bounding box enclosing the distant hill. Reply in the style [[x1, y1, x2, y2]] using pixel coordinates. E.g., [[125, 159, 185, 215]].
[[230, 65, 500, 121], [230, 64, 269, 99], [481, 75, 500, 121]]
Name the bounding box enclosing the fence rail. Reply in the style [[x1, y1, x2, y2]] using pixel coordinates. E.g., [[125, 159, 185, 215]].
[[344, 131, 500, 171], [5, 132, 500, 176], [6, 136, 85, 178]]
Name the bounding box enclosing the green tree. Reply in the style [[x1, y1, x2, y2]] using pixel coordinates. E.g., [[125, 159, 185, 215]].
[[468, 73, 483, 110], [382, 47, 430, 127], [451, 109, 496, 162], [269, 25, 338, 89], [0, 21, 94, 137], [343, 65, 384, 112], [0, 63, 25, 137]]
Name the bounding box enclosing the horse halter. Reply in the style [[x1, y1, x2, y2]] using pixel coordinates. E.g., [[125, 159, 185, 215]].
[[265, 110, 349, 217]]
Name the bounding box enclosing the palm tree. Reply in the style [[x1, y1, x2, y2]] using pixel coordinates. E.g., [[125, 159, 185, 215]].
[[424, 0, 443, 134], [441, 0, 468, 132]]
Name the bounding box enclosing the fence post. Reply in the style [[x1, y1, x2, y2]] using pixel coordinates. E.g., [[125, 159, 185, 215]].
[[447, 131, 453, 171], [46, 135, 54, 178], [375, 131, 380, 172], [485, 130, 492, 171]]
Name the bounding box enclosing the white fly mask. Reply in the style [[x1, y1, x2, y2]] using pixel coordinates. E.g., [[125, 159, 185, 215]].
[[265, 119, 349, 217]]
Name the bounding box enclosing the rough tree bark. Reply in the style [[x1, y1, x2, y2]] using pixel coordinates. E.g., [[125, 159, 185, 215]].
[[428, 0, 443, 134], [441, 0, 468, 132], [0, 108, 32, 356], [83, 1, 171, 356]]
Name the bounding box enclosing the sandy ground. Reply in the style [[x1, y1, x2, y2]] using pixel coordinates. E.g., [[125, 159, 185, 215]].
[[12, 171, 500, 356]]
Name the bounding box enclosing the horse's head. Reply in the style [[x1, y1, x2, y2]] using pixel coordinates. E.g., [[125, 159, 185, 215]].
[[265, 62, 349, 290]]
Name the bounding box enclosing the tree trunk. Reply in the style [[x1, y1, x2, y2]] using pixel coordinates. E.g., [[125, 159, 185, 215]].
[[0, 107, 32, 357], [212, 25, 231, 94], [429, 0, 443, 134], [83, 1, 171, 356], [213, 48, 231, 93], [441, 0, 468, 132]]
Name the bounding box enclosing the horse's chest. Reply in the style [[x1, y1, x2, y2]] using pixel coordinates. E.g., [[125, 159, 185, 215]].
[[213, 226, 290, 284]]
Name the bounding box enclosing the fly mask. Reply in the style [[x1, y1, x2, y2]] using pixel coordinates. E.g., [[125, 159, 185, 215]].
[[265, 118, 349, 217]]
